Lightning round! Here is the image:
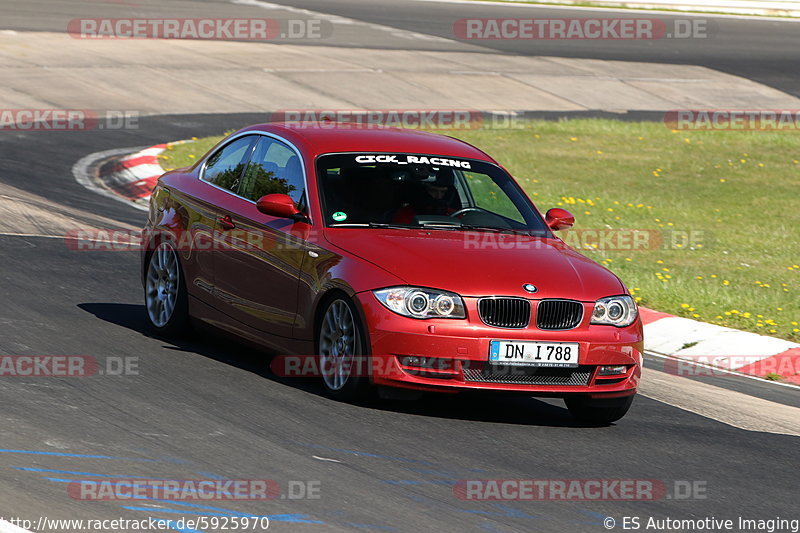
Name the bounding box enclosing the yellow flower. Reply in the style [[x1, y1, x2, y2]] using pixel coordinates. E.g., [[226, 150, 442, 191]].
[[596, 150, 603, 154], [656, 260, 664, 264], [625, 258, 632, 262], [794, 328, 800, 333], [569, 137, 578, 141], [792, 321, 798, 326], [711, 274, 717, 278], [723, 280, 730, 285], [696, 276, 703, 280], [188, 154, 195, 158], [681, 303, 690, 308], [769, 329, 776, 333], [662, 268, 670, 272], [719, 178, 726, 183], [692, 314, 700, 318]]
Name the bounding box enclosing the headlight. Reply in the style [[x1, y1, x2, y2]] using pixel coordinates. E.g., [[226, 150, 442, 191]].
[[591, 295, 637, 327], [373, 287, 466, 319]]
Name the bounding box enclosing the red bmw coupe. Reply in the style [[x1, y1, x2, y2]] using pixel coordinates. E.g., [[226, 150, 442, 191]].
[[142, 123, 643, 424]]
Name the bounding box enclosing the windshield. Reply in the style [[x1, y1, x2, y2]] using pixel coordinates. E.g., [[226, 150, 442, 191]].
[[316, 153, 550, 235]]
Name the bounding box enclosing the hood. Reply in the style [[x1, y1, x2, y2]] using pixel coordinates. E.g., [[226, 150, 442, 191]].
[[324, 228, 626, 301]]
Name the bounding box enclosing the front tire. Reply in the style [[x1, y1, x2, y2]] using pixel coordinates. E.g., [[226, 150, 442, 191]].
[[144, 241, 189, 336], [565, 395, 634, 425], [317, 296, 370, 401]]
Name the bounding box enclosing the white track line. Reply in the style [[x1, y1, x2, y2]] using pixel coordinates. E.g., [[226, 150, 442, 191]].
[[413, 0, 800, 21], [646, 351, 800, 391], [0, 519, 34, 533], [231, 0, 458, 41], [71, 147, 149, 212], [639, 367, 800, 436]]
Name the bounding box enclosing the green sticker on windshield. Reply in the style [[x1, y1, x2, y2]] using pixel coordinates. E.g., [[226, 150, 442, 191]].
[[332, 211, 348, 222]]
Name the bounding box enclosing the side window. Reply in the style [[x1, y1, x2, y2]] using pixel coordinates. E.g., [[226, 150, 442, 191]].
[[239, 137, 306, 211], [202, 136, 256, 191], [463, 170, 526, 224]]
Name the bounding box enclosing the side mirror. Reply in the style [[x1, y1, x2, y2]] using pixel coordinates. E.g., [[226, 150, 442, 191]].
[[256, 194, 307, 222], [545, 208, 575, 231]]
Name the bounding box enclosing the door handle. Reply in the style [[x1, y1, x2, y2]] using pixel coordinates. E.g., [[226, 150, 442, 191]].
[[218, 215, 236, 230]]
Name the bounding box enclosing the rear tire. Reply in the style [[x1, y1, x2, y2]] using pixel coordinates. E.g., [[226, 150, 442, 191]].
[[565, 395, 634, 425], [317, 296, 371, 401], [144, 241, 190, 336]]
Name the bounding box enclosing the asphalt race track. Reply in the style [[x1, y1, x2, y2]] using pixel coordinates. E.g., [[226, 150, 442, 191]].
[[258, 0, 800, 97], [1, 1, 799, 532]]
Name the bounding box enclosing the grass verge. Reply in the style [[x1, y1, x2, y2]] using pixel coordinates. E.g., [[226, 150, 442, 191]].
[[159, 119, 799, 341]]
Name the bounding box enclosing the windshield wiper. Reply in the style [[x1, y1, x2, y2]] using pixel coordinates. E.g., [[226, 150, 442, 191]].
[[417, 222, 463, 230], [330, 222, 417, 230]]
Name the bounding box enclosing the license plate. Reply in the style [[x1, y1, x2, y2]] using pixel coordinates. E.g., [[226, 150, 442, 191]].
[[489, 340, 579, 367]]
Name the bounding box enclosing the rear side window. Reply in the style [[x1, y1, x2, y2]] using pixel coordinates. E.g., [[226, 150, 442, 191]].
[[202, 136, 257, 191], [239, 137, 306, 211]]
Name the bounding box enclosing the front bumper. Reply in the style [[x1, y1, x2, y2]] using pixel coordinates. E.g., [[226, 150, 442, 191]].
[[356, 292, 643, 398]]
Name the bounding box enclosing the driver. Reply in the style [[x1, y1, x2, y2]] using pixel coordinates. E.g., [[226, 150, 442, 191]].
[[392, 167, 458, 224]]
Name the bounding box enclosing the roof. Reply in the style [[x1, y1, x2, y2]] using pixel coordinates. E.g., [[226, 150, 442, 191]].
[[239, 122, 497, 163]]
